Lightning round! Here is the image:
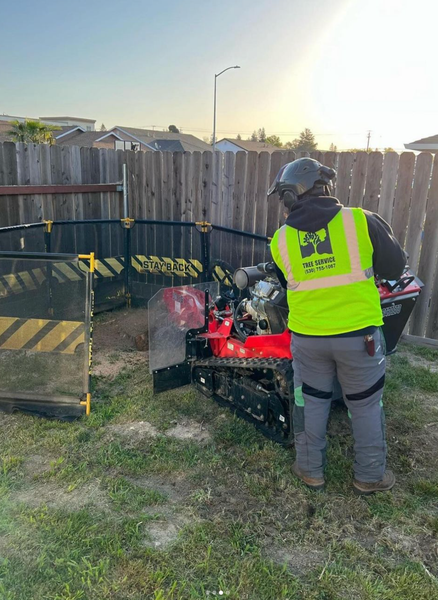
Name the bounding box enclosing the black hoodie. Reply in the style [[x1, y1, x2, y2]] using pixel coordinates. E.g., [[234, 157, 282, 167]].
[[272, 196, 406, 336]]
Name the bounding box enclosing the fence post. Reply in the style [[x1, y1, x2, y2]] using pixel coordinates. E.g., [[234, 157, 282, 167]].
[[44, 220, 54, 316], [122, 163, 129, 219], [196, 222, 211, 282], [121, 218, 134, 306]]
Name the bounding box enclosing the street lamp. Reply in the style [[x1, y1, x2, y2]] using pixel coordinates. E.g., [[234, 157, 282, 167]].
[[212, 65, 240, 152]]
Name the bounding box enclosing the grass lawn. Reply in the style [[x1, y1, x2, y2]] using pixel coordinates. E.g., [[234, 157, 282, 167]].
[[0, 313, 437, 599]]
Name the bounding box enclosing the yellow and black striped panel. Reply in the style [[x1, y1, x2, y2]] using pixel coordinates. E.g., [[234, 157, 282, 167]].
[[0, 257, 125, 298], [0, 267, 46, 297], [0, 317, 85, 354], [212, 265, 234, 287], [0, 253, 203, 296], [131, 255, 203, 278], [79, 257, 125, 279]]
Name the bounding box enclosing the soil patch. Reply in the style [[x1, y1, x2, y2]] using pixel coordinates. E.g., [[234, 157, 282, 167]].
[[266, 545, 326, 576], [23, 454, 57, 478], [106, 421, 160, 445], [378, 527, 438, 575], [398, 350, 438, 374], [104, 419, 211, 447], [15, 480, 111, 512], [142, 512, 194, 549], [128, 474, 192, 504], [93, 350, 148, 378], [94, 308, 149, 353], [166, 420, 211, 444]]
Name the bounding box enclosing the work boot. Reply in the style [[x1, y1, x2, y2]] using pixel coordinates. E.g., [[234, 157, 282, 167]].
[[292, 462, 325, 491], [353, 470, 396, 496]]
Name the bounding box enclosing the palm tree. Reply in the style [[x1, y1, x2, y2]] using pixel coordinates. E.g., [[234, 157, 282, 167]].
[[7, 120, 60, 145]]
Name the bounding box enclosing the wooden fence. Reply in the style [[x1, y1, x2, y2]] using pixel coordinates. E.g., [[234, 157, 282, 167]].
[[0, 141, 438, 338]]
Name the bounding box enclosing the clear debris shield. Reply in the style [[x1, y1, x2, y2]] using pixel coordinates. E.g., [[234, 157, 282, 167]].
[[0, 252, 94, 418]]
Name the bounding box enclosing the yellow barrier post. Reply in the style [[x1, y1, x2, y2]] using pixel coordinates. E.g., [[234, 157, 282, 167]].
[[196, 222, 212, 281], [79, 252, 95, 416], [121, 219, 134, 307]]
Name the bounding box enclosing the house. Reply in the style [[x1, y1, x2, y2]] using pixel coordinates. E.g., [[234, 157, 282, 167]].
[[0, 122, 119, 148], [404, 134, 438, 152], [0, 114, 96, 131], [102, 126, 212, 152], [39, 116, 96, 131], [0, 115, 212, 152], [215, 138, 282, 154], [0, 114, 99, 144], [54, 127, 121, 149]]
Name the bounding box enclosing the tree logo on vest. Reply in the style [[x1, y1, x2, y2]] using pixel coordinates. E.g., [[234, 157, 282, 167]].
[[299, 227, 333, 258], [299, 227, 336, 275]]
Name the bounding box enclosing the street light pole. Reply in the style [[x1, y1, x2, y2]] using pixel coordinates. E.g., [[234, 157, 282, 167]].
[[212, 65, 240, 152]]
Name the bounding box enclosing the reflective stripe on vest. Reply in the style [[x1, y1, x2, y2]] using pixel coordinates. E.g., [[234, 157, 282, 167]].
[[277, 208, 374, 292]]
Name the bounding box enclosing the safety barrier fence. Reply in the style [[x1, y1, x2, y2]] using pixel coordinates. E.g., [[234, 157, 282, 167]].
[[0, 219, 270, 311], [0, 250, 94, 417]]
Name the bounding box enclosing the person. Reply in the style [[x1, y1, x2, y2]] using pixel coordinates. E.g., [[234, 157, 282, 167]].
[[269, 158, 406, 494]]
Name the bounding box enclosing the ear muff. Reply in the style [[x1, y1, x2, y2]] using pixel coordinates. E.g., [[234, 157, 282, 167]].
[[282, 190, 298, 211]]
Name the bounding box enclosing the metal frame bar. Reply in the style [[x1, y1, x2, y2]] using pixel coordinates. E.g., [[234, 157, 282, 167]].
[[210, 223, 269, 242], [135, 219, 197, 227], [51, 219, 119, 226], [0, 250, 79, 260], [0, 222, 45, 232], [0, 219, 269, 241]]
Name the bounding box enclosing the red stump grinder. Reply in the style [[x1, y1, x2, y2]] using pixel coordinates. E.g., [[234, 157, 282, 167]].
[[149, 263, 422, 445]]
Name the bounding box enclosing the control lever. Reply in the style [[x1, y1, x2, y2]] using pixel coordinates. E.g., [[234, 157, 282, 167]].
[[386, 275, 414, 293]]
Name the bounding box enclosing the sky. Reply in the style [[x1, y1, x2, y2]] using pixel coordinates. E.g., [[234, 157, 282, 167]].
[[1, 0, 437, 151]]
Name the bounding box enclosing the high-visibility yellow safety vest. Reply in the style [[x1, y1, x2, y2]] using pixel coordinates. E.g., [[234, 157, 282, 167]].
[[270, 207, 383, 335]]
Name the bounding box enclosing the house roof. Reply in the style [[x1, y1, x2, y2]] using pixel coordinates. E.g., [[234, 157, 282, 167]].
[[54, 126, 84, 138], [111, 126, 212, 152], [404, 134, 438, 151], [216, 138, 281, 153], [56, 130, 118, 147]]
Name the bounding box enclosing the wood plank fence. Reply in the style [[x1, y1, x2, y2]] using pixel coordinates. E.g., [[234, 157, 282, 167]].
[[1, 141, 438, 339]]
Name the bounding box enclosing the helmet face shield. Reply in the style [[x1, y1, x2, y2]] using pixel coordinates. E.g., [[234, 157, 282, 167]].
[[267, 164, 287, 197], [267, 180, 278, 196]]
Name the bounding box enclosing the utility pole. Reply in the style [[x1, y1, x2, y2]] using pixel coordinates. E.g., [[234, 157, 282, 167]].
[[366, 130, 371, 152]]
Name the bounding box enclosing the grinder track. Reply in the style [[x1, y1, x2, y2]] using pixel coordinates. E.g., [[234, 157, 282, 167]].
[[192, 356, 294, 446]]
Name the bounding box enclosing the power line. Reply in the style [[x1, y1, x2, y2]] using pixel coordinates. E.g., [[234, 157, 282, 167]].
[[138, 124, 367, 137]]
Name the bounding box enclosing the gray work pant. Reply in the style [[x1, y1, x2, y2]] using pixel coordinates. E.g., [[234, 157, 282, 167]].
[[291, 329, 387, 482]]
